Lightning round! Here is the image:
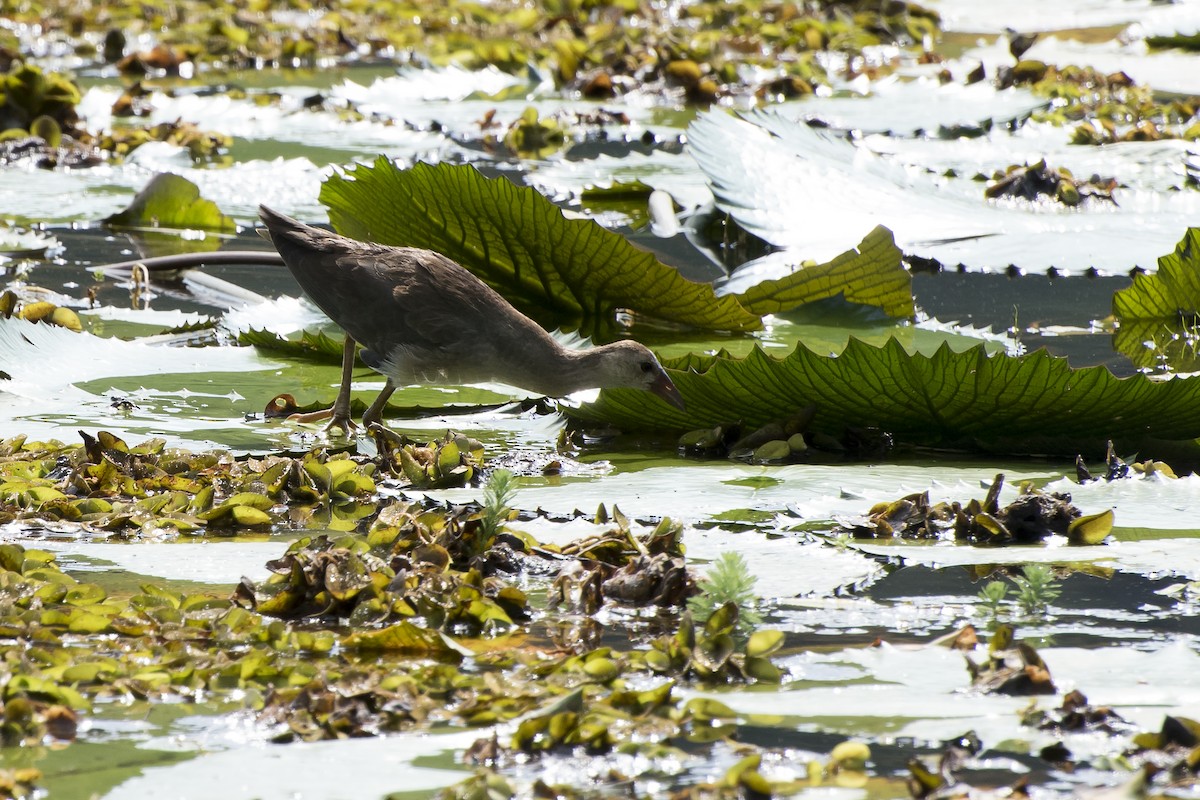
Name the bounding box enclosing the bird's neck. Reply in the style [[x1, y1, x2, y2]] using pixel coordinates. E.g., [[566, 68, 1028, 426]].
[[506, 339, 611, 397]]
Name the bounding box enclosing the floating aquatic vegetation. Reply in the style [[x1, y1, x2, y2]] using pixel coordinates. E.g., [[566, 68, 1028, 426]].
[[234, 530, 527, 635], [0, 768, 43, 799], [548, 510, 694, 611], [502, 106, 566, 158], [0, 289, 81, 332], [5, 0, 940, 105], [999, 61, 1200, 143], [1076, 440, 1177, 483], [98, 119, 232, 164], [678, 409, 892, 464], [687, 551, 762, 639], [642, 605, 785, 684], [1023, 689, 1131, 736], [830, 473, 1109, 546], [115, 44, 195, 76], [984, 160, 1117, 208], [374, 430, 486, 490], [0, 443, 793, 756], [0, 430, 380, 536], [0, 63, 81, 138], [965, 624, 1056, 695], [906, 732, 1007, 800], [0, 64, 230, 168]]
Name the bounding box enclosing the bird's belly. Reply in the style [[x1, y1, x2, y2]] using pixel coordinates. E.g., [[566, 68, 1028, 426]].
[[367, 345, 496, 388]]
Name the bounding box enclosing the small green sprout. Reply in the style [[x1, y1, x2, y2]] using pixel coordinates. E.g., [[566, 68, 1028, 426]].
[[688, 551, 762, 639], [977, 580, 1010, 618], [1012, 564, 1061, 616], [479, 468, 519, 544]]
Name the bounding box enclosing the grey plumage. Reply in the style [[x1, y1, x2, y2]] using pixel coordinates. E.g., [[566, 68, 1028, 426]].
[[258, 205, 684, 428]]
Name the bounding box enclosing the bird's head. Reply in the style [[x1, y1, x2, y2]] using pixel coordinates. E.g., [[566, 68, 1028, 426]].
[[594, 340, 686, 410]]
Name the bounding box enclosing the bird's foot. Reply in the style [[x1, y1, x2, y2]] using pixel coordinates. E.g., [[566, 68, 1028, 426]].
[[287, 407, 359, 436], [324, 412, 359, 436]]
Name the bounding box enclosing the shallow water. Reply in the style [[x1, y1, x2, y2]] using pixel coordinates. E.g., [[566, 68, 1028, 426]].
[[4, 5, 1200, 798]]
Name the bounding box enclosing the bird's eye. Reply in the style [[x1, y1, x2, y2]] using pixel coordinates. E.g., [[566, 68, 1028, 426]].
[[640, 361, 654, 373]]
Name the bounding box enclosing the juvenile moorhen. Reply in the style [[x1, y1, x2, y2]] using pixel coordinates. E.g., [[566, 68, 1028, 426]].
[[258, 205, 685, 432]]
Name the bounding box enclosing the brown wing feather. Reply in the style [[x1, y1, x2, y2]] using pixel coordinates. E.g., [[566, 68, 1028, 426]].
[[258, 205, 548, 383]]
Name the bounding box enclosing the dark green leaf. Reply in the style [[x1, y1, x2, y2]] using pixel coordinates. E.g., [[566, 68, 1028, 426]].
[[567, 338, 1200, 454], [731, 225, 912, 319], [237, 327, 347, 362]]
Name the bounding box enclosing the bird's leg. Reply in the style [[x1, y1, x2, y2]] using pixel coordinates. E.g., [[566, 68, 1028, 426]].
[[364, 380, 407, 464], [325, 335, 359, 433], [286, 335, 358, 434], [362, 379, 397, 429]]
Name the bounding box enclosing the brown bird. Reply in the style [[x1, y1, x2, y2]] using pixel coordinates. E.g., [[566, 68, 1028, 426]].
[[257, 205, 685, 432]]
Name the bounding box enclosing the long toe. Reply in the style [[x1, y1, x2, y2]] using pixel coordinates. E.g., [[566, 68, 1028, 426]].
[[323, 412, 359, 436], [286, 406, 358, 436]]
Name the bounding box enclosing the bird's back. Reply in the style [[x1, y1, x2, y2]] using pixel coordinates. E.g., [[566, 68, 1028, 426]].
[[258, 205, 560, 386]]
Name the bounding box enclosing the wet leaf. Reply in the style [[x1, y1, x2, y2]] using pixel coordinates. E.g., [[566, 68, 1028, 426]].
[[685, 697, 737, 722], [223, 492, 274, 510], [581, 657, 619, 683], [229, 505, 272, 526], [745, 629, 784, 658], [239, 328, 347, 363], [1112, 229, 1200, 371], [829, 740, 871, 770], [342, 621, 464, 659], [1068, 508, 1115, 545], [1113, 228, 1200, 322], [743, 656, 783, 683]]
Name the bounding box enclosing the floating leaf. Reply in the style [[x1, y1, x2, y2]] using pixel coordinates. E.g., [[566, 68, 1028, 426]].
[[745, 629, 784, 659], [567, 338, 1200, 455], [829, 740, 871, 771], [1068, 508, 1115, 545], [688, 107, 1196, 274], [342, 621, 463, 659], [102, 173, 236, 233], [229, 505, 272, 527], [16, 302, 82, 332]]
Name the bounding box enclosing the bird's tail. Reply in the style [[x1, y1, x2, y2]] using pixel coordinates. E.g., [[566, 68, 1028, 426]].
[[257, 204, 306, 245]]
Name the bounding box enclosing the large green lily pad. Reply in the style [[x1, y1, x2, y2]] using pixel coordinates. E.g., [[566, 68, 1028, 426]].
[[567, 337, 1200, 454]]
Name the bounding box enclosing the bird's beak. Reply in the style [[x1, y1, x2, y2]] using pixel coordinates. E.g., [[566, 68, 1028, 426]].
[[651, 370, 686, 411]]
